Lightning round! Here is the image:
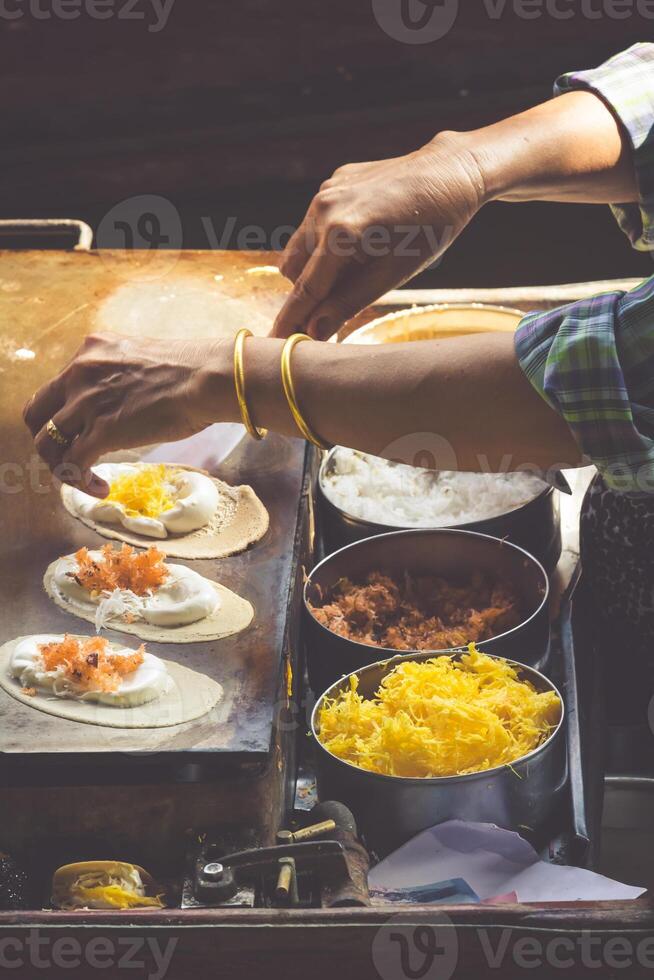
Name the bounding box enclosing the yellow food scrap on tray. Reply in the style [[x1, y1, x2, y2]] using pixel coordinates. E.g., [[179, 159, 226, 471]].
[[106, 464, 176, 518], [72, 884, 163, 910], [317, 645, 561, 778]]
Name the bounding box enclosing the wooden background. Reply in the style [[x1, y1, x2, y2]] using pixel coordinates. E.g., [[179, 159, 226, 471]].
[[2, 3, 653, 286]]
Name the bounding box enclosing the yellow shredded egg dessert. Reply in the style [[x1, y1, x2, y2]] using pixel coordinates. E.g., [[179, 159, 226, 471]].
[[105, 464, 176, 519], [317, 645, 561, 778]]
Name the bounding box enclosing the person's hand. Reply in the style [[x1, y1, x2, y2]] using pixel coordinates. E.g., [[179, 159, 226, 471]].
[[272, 132, 485, 340], [23, 333, 230, 495]]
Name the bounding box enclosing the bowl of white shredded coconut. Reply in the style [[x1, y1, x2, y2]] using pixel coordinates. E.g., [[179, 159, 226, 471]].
[[318, 448, 561, 570]]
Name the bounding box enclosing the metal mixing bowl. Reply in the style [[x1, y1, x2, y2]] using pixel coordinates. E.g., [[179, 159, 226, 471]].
[[317, 448, 561, 571], [304, 527, 550, 695], [330, 303, 562, 571], [311, 650, 566, 856], [342, 302, 525, 345]]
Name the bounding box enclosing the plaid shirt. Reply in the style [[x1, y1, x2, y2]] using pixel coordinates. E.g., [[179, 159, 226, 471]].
[[515, 44, 654, 493]]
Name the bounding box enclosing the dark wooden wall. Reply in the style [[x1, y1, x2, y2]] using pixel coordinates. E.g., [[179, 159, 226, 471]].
[[2, 2, 653, 285]]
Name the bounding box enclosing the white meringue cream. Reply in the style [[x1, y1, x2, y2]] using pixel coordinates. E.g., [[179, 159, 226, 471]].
[[52, 552, 220, 629], [67, 463, 219, 539], [10, 634, 172, 707]]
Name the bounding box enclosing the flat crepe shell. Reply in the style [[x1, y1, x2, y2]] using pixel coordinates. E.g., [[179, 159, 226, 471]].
[[61, 466, 269, 559], [43, 558, 254, 644], [0, 635, 223, 729]]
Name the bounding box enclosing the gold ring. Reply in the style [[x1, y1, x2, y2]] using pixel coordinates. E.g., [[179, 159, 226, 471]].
[[45, 419, 71, 448]]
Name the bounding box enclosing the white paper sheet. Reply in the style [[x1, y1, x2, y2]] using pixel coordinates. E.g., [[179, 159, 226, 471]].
[[369, 821, 646, 903], [142, 422, 245, 470]]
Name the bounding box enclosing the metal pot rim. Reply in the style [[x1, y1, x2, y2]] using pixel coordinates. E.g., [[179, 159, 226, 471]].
[[304, 526, 550, 659], [341, 302, 527, 345], [318, 447, 554, 534], [311, 648, 565, 785]]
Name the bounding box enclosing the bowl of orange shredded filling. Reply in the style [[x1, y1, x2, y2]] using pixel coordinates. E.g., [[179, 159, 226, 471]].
[[311, 645, 565, 853], [307, 570, 522, 652], [303, 527, 550, 693]]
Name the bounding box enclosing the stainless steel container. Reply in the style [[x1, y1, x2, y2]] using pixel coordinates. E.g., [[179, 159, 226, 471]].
[[317, 448, 561, 571], [342, 302, 525, 345], [598, 777, 654, 891], [330, 303, 561, 570], [304, 528, 550, 694], [311, 651, 566, 857]]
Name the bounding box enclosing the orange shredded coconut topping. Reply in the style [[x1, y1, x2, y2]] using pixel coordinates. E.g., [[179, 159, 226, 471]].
[[72, 543, 169, 597], [38, 635, 145, 693]]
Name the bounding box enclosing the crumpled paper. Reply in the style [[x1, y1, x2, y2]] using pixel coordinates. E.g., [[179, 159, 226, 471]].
[[369, 821, 646, 903]]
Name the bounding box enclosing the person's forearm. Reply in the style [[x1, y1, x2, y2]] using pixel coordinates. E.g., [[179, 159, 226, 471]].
[[207, 334, 582, 474], [454, 90, 637, 206], [273, 87, 639, 340], [24, 330, 583, 490]]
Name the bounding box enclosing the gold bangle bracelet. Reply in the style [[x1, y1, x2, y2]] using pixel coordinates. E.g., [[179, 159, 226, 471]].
[[233, 328, 267, 440], [280, 334, 332, 451]]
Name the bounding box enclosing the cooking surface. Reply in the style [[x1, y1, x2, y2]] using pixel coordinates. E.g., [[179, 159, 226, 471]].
[[0, 249, 309, 760]]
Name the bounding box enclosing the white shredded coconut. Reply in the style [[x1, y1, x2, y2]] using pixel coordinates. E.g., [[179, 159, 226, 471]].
[[94, 589, 146, 632], [321, 449, 547, 528]]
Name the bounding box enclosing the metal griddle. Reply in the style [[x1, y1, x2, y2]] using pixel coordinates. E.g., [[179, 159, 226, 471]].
[[0, 245, 311, 771]]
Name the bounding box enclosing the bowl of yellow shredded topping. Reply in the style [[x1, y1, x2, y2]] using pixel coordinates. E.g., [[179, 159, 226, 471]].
[[312, 644, 565, 854]]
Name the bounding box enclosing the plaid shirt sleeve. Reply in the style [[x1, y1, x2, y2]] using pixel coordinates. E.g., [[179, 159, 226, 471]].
[[555, 43, 654, 250], [515, 44, 654, 494], [517, 278, 654, 493]]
